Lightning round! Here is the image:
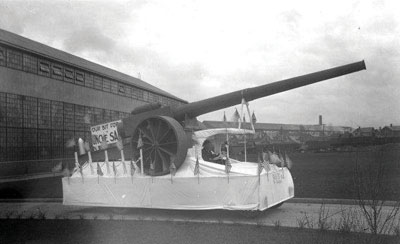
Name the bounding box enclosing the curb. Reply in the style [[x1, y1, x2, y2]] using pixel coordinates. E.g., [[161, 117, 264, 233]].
[[287, 198, 398, 207]]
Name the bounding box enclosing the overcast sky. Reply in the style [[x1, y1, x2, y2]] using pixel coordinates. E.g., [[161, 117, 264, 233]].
[[1, 0, 399, 128]]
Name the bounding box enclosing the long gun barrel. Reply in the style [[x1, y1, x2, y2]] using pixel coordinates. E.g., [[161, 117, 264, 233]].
[[172, 60, 366, 121]]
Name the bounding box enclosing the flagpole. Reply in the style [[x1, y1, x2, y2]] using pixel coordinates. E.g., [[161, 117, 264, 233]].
[[88, 151, 94, 175]]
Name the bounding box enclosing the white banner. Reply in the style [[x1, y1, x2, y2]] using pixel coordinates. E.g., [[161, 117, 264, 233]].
[[90, 120, 121, 151]]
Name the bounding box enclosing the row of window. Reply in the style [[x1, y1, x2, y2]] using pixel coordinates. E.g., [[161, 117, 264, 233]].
[[0, 44, 183, 108], [0, 128, 91, 161], [0, 92, 129, 130], [0, 92, 129, 161]]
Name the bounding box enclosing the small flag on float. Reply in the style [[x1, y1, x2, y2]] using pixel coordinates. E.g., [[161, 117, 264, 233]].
[[113, 161, 117, 175], [252, 111, 257, 124], [225, 158, 232, 174], [149, 160, 155, 175], [83, 114, 91, 124], [258, 153, 264, 175], [194, 157, 200, 176], [222, 111, 227, 123], [130, 160, 136, 176], [268, 151, 282, 165], [257, 153, 263, 185], [113, 161, 117, 183], [231, 108, 240, 123], [279, 152, 285, 168], [285, 153, 293, 169], [117, 137, 127, 174], [137, 133, 143, 149], [97, 162, 104, 176], [84, 142, 94, 175], [51, 161, 63, 173], [66, 138, 76, 148], [170, 162, 177, 176]]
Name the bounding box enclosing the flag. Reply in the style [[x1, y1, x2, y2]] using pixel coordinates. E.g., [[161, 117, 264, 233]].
[[130, 160, 136, 176], [97, 162, 104, 176], [113, 161, 117, 175], [225, 158, 232, 174], [51, 161, 63, 173], [170, 162, 177, 176], [252, 111, 257, 124], [137, 133, 143, 149], [222, 112, 227, 122], [100, 139, 108, 150], [66, 138, 75, 148], [243, 115, 246, 123], [257, 153, 263, 175], [62, 165, 71, 177], [83, 142, 90, 152], [262, 152, 271, 172], [231, 108, 240, 123], [83, 114, 91, 124], [116, 137, 123, 151], [194, 157, 200, 175], [269, 151, 282, 165], [279, 152, 285, 167], [149, 160, 155, 175], [285, 153, 293, 169]]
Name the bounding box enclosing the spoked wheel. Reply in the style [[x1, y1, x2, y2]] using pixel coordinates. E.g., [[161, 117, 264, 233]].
[[131, 116, 189, 176]]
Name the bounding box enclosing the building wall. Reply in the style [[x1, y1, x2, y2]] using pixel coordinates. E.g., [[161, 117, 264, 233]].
[[0, 42, 185, 162]]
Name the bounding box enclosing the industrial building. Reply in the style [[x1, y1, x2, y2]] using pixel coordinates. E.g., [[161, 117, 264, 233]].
[[0, 29, 186, 162]]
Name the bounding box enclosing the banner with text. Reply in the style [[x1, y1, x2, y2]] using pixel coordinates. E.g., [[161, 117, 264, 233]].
[[91, 120, 121, 151]]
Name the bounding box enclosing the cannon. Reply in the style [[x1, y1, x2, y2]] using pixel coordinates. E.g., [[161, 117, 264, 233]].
[[88, 61, 366, 176]]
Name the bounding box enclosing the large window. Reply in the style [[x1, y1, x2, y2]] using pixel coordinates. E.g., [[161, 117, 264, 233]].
[[6, 49, 22, 70], [38, 98, 51, 129], [102, 78, 111, 92], [6, 93, 23, 127], [84, 72, 94, 88], [0, 46, 6, 66], [38, 60, 51, 77], [23, 54, 38, 74], [93, 75, 103, 90], [110, 80, 118, 94], [51, 64, 64, 80], [23, 96, 38, 128]]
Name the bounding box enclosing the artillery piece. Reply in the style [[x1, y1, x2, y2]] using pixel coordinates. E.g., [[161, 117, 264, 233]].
[[87, 61, 366, 176]]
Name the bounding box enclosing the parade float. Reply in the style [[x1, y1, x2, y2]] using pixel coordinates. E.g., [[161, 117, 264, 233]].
[[62, 61, 366, 211]]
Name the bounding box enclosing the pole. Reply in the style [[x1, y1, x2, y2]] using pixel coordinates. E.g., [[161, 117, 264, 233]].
[[140, 148, 144, 175]]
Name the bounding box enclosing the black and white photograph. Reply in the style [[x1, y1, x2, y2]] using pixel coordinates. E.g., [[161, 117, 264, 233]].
[[0, 0, 399, 243]]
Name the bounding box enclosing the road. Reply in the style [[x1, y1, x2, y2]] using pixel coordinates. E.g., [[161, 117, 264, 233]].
[[0, 200, 398, 235]]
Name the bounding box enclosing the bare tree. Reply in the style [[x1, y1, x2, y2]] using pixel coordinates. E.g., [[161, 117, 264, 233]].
[[353, 146, 400, 235]]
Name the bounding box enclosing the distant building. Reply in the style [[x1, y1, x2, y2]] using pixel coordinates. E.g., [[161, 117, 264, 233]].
[[202, 120, 352, 144], [381, 124, 400, 137], [0, 29, 186, 162], [352, 127, 376, 137]]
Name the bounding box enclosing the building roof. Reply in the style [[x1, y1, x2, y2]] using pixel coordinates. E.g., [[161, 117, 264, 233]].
[[353, 127, 375, 133], [202, 120, 350, 132], [0, 28, 186, 103], [383, 125, 400, 131]]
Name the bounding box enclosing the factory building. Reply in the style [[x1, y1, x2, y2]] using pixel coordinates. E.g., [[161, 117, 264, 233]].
[[0, 29, 186, 162]]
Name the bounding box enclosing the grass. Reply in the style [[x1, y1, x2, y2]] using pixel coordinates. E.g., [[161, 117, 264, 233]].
[[290, 144, 400, 200], [0, 144, 399, 201]]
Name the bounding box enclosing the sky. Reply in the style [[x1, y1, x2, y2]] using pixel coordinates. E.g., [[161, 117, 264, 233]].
[[0, 0, 399, 128]]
